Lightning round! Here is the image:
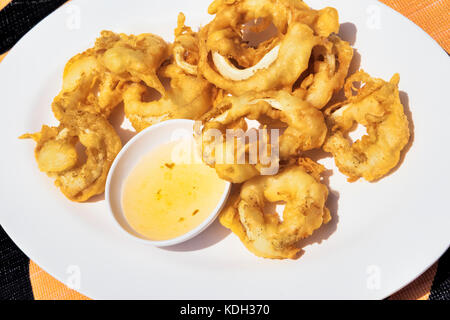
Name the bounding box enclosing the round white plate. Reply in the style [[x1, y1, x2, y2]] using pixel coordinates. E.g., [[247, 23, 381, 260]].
[[0, 0, 449, 299]]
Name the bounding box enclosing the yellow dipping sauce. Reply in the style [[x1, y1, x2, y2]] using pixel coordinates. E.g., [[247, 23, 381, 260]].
[[121, 140, 228, 241]]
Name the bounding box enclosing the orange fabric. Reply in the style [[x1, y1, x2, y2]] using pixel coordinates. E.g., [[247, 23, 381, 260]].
[[389, 262, 438, 300], [0, 0, 447, 300], [29, 261, 90, 300], [0, 0, 11, 11], [380, 0, 450, 53], [0, 52, 7, 63]]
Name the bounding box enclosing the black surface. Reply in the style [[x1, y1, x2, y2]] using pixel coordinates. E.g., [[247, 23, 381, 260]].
[[430, 248, 450, 300], [0, 226, 33, 300], [0, 0, 67, 54]]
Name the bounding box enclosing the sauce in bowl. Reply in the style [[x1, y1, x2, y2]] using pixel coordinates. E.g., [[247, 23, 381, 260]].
[[121, 140, 228, 241]]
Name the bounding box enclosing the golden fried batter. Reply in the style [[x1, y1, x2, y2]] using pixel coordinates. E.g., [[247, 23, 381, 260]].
[[52, 50, 126, 119], [20, 111, 122, 202], [323, 70, 410, 182], [198, 0, 343, 96], [220, 159, 330, 259], [123, 63, 216, 132], [173, 12, 201, 75], [200, 91, 327, 182], [52, 31, 169, 120], [98, 31, 169, 95], [293, 35, 353, 109]]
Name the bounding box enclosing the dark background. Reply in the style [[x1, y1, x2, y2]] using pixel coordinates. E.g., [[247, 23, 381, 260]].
[[0, 0, 66, 54]]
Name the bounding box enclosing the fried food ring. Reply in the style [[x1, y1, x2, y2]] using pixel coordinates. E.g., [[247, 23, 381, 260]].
[[173, 13, 200, 76], [207, 0, 339, 58], [98, 30, 170, 95], [20, 111, 122, 202], [199, 91, 327, 183], [52, 31, 169, 120], [292, 34, 353, 109], [219, 158, 331, 259], [52, 51, 127, 120], [198, 0, 337, 95], [123, 62, 216, 132], [323, 70, 410, 182]]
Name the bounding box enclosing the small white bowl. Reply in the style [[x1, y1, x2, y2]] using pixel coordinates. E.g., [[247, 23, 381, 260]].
[[105, 119, 231, 247]]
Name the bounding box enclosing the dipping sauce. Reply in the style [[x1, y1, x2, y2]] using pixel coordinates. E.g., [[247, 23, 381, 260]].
[[121, 140, 228, 241]]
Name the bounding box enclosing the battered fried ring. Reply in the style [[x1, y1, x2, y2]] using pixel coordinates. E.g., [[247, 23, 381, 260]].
[[52, 31, 169, 120], [123, 62, 216, 132], [198, 0, 334, 95], [292, 34, 353, 109], [200, 91, 327, 183], [219, 158, 331, 259], [323, 70, 410, 182], [20, 111, 122, 202], [98, 31, 170, 95], [52, 50, 126, 120], [173, 13, 200, 76]]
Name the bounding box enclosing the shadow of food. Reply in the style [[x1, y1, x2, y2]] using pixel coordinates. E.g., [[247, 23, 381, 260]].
[[348, 49, 362, 78], [370, 91, 415, 183], [302, 148, 333, 163], [84, 193, 105, 203], [108, 102, 136, 146], [325, 49, 362, 108], [339, 22, 357, 46], [391, 91, 415, 170], [163, 219, 231, 252]]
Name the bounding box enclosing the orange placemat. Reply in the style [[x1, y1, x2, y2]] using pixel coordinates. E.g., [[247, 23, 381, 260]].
[[0, 0, 448, 300], [381, 0, 449, 53], [0, 0, 10, 11], [29, 261, 89, 300]]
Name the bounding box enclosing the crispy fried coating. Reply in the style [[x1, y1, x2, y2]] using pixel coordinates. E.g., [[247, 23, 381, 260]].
[[292, 34, 353, 109], [198, 0, 343, 96], [52, 50, 126, 120], [52, 31, 169, 120], [98, 31, 170, 95], [123, 62, 216, 132], [219, 159, 330, 259], [173, 12, 201, 75], [20, 111, 122, 202], [121, 19, 217, 132], [207, 0, 339, 37], [323, 70, 410, 182], [199, 91, 327, 182], [199, 22, 320, 96]]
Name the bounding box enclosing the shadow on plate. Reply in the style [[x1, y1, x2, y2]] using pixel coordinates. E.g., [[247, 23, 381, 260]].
[[339, 22, 357, 46], [85, 193, 105, 203], [109, 102, 136, 146], [163, 219, 231, 252], [302, 148, 333, 163]]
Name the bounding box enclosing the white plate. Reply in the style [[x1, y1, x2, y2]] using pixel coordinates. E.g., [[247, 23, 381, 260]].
[[0, 0, 449, 299]]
